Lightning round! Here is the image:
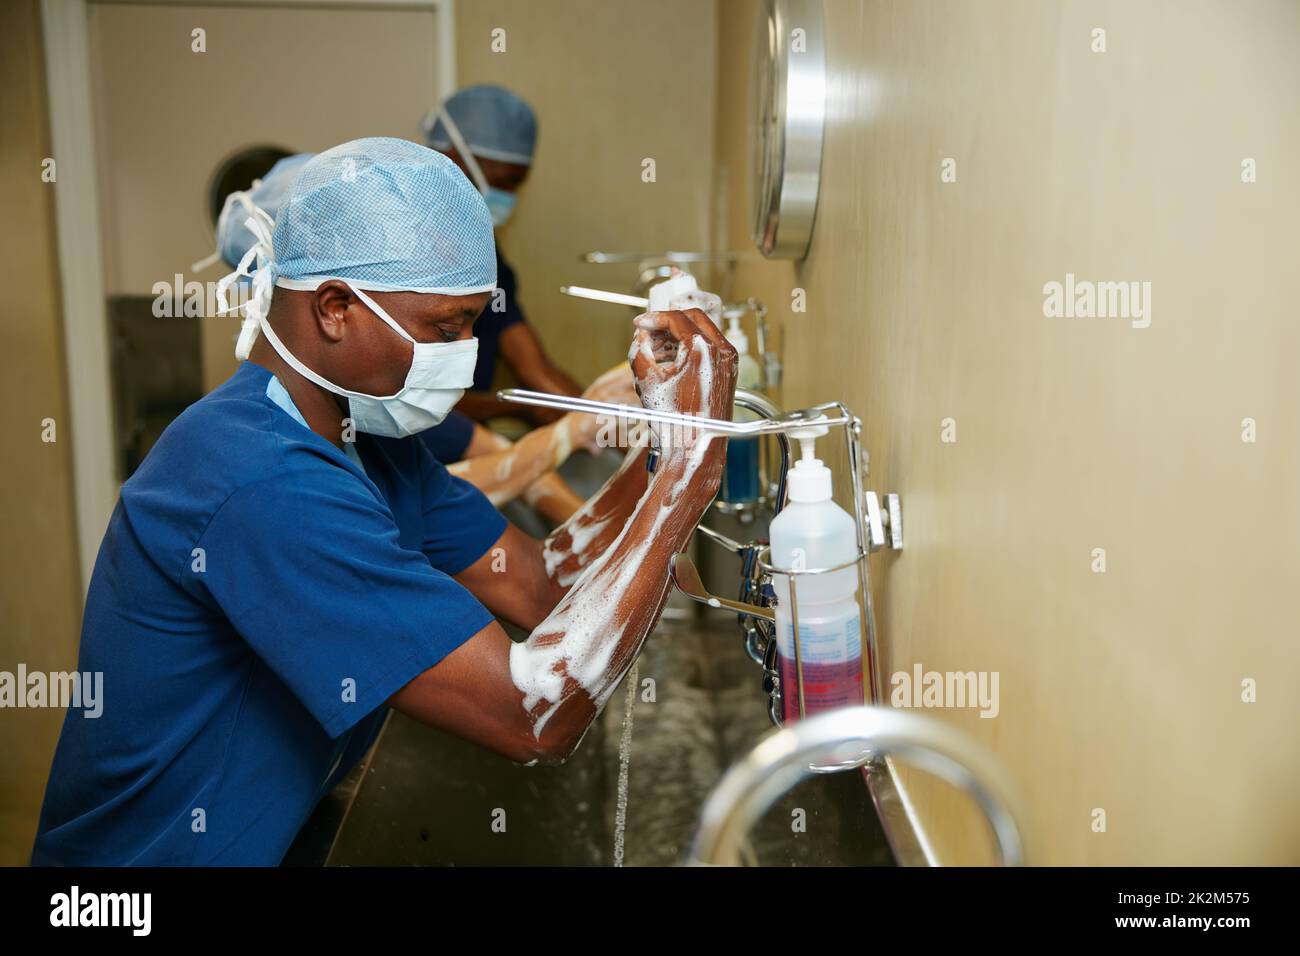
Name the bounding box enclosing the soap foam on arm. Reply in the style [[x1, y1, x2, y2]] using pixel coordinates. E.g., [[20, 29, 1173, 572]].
[[540, 440, 648, 587], [509, 290, 735, 755], [510, 431, 719, 744], [448, 417, 579, 507]]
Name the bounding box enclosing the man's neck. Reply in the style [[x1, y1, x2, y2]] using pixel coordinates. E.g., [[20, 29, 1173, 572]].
[[246, 341, 348, 450]]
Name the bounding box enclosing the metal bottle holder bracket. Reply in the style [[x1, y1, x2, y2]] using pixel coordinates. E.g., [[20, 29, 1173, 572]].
[[499, 385, 1025, 865], [498, 385, 901, 727]]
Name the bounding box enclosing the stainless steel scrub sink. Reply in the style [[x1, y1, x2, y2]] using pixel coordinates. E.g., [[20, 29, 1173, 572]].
[[288, 449, 891, 866], [302, 611, 893, 867]]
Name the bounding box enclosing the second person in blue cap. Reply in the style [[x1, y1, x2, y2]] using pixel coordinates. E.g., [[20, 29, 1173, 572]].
[[424, 84, 583, 425]]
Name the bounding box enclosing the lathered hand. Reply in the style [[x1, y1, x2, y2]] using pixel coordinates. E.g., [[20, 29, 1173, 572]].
[[629, 307, 738, 423]]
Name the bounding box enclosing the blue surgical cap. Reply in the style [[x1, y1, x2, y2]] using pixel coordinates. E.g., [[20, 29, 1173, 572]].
[[217, 136, 496, 360], [217, 152, 314, 270], [274, 137, 496, 292], [423, 84, 538, 166]]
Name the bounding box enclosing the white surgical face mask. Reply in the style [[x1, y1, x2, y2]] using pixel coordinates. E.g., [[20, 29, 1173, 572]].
[[484, 187, 516, 227], [257, 284, 477, 438]]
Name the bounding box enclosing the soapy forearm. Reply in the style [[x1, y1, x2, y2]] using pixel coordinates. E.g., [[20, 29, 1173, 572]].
[[534, 321, 724, 589], [508, 436, 724, 757], [448, 415, 583, 507], [524, 472, 585, 524], [387, 447, 716, 768], [540, 444, 651, 589]]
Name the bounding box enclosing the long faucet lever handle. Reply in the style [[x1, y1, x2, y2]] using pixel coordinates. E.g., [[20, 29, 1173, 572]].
[[693, 522, 749, 555]]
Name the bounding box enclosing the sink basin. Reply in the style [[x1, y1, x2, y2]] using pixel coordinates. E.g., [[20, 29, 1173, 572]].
[[298, 612, 893, 867]]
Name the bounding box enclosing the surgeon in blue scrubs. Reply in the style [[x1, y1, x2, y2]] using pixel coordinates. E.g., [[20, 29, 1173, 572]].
[[203, 151, 608, 530], [31, 137, 736, 866], [424, 85, 583, 426]]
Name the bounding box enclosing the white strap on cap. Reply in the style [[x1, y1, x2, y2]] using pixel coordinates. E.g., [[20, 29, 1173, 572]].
[[437, 106, 491, 196], [422, 104, 532, 167], [275, 275, 497, 295], [214, 204, 277, 361], [193, 182, 261, 274]]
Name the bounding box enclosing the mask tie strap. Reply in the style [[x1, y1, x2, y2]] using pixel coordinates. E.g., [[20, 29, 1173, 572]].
[[437, 107, 491, 196], [349, 285, 418, 344], [191, 249, 224, 274], [214, 206, 277, 360]]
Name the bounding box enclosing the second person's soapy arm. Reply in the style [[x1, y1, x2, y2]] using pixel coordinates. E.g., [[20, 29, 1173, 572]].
[[389, 308, 736, 765], [447, 363, 637, 519]]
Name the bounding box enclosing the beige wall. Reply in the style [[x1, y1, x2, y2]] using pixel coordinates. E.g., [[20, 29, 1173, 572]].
[[87, 2, 446, 392], [90, 0, 719, 394], [715, 0, 1300, 864], [11, 0, 1292, 869], [0, 0, 85, 865], [454, 0, 719, 387]]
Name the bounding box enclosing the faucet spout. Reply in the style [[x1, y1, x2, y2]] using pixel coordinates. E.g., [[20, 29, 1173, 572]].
[[687, 707, 1027, 867]]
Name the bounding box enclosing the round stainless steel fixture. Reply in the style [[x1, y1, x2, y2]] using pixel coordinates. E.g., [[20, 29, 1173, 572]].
[[751, 0, 826, 260]]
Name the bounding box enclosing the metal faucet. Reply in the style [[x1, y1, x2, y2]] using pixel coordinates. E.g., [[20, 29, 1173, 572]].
[[497, 385, 901, 724], [685, 706, 1027, 866]]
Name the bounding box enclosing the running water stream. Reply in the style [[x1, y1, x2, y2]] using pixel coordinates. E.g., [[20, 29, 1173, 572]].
[[612, 663, 638, 867]]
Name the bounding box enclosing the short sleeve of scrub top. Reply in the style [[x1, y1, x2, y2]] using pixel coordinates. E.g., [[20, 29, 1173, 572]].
[[193, 457, 498, 740], [414, 439, 507, 570]]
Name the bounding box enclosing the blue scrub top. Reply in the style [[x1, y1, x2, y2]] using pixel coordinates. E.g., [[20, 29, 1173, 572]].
[[32, 362, 506, 866], [420, 409, 475, 464]]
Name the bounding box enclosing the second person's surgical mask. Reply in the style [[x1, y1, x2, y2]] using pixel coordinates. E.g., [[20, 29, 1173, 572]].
[[483, 188, 517, 227], [257, 283, 478, 438]]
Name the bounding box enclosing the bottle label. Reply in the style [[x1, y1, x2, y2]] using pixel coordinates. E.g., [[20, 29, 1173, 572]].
[[778, 614, 863, 722]]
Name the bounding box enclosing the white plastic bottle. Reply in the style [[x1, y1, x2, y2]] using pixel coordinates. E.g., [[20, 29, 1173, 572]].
[[769, 426, 863, 721], [648, 270, 722, 327]]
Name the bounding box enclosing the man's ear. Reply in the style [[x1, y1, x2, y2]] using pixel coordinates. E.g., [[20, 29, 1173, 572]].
[[312, 280, 354, 342]]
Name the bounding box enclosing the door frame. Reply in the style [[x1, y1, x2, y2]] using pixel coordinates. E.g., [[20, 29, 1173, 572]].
[[40, 0, 457, 592]]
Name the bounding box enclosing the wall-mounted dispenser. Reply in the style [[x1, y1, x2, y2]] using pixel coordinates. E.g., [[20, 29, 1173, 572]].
[[770, 424, 863, 722]]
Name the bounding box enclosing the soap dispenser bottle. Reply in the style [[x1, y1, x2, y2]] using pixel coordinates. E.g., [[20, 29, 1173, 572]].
[[647, 269, 721, 327], [769, 427, 863, 721], [719, 311, 762, 504]]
